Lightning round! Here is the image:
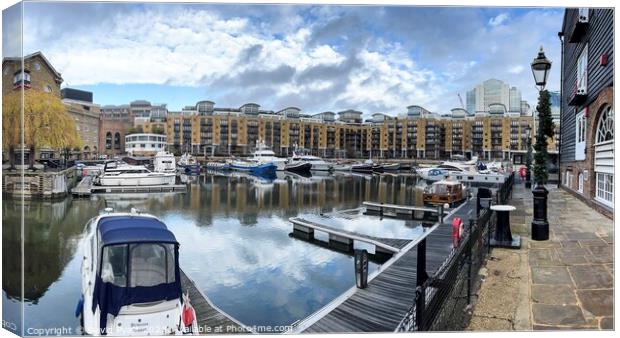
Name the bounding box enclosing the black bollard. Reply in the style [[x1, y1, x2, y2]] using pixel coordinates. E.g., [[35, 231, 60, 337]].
[[531, 184, 549, 241], [354, 249, 369, 289]]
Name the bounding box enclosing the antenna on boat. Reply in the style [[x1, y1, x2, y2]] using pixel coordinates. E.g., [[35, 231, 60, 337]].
[[104, 207, 114, 214]]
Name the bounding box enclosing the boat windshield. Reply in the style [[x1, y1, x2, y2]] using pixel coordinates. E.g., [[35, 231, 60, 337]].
[[101, 243, 176, 287], [430, 184, 448, 194]]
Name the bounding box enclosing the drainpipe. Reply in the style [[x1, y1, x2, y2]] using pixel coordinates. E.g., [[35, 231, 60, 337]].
[[557, 31, 564, 188]]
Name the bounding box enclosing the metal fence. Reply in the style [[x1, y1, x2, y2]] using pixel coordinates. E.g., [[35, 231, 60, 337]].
[[396, 174, 514, 332]]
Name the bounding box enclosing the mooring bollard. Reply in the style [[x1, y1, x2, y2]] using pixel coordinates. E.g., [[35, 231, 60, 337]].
[[354, 249, 369, 289]]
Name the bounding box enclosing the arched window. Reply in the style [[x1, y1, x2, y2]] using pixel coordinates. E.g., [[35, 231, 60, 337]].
[[577, 172, 583, 193], [594, 105, 614, 207], [596, 105, 614, 144], [105, 132, 112, 149], [114, 132, 121, 149]]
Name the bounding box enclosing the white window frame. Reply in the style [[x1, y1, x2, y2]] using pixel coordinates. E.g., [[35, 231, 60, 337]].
[[577, 172, 584, 193], [575, 109, 586, 160], [593, 105, 613, 208], [595, 172, 613, 207], [577, 44, 588, 94]]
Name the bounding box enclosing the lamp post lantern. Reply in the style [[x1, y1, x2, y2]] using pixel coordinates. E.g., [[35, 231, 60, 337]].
[[530, 46, 552, 241], [531, 46, 552, 91]]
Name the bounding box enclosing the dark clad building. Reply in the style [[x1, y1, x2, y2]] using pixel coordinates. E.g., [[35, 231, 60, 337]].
[[559, 8, 613, 216]]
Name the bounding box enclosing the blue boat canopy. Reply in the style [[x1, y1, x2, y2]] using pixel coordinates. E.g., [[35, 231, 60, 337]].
[[97, 216, 178, 246]]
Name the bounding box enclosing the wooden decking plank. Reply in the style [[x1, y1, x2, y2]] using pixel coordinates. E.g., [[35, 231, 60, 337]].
[[180, 270, 249, 334], [301, 200, 474, 333]]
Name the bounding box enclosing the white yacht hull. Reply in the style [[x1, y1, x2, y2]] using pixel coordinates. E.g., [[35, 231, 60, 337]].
[[99, 173, 176, 186], [309, 162, 332, 171]]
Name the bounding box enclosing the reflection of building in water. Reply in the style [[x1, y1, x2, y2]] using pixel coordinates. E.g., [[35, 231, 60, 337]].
[[2, 198, 103, 302], [90, 174, 424, 230]]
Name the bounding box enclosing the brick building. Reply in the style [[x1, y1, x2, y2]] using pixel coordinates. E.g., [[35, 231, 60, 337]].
[[2, 51, 62, 97], [62, 88, 101, 159]]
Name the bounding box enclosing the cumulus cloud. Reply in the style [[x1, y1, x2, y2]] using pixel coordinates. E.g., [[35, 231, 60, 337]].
[[488, 12, 510, 26], [18, 3, 563, 115]]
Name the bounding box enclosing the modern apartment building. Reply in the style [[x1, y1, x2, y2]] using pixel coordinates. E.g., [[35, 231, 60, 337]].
[[559, 8, 613, 216], [135, 100, 555, 162], [466, 79, 526, 116]]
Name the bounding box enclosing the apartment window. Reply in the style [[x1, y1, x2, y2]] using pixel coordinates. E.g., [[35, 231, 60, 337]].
[[576, 44, 588, 94], [575, 109, 586, 160]]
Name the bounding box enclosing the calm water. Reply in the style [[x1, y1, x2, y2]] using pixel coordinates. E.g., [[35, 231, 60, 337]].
[[2, 171, 429, 335]]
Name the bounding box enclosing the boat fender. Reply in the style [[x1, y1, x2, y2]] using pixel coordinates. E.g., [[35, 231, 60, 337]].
[[452, 217, 463, 248], [181, 292, 196, 333]]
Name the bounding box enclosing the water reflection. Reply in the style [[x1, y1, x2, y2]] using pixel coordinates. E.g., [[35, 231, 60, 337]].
[[3, 172, 427, 333]]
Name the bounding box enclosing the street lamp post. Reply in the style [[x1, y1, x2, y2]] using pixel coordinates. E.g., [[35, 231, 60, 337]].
[[530, 46, 552, 241]]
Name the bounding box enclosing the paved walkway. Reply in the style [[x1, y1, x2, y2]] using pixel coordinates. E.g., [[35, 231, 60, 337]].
[[468, 183, 613, 331]]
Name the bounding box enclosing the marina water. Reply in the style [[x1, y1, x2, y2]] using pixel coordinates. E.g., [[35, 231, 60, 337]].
[[3, 172, 432, 334]]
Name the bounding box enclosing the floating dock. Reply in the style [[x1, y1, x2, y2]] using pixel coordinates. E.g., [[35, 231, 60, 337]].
[[72, 176, 186, 197], [290, 199, 475, 333], [289, 217, 411, 254], [362, 201, 446, 219], [180, 270, 250, 334]]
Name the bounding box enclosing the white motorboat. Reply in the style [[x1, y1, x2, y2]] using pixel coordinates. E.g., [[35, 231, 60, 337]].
[[77, 208, 197, 335], [95, 161, 176, 186], [153, 151, 176, 174], [178, 153, 201, 173], [289, 153, 333, 171], [332, 163, 352, 171], [381, 163, 401, 171], [416, 167, 449, 181], [250, 139, 287, 171]]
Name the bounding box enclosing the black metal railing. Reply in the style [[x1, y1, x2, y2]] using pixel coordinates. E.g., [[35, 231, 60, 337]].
[[396, 174, 513, 332]]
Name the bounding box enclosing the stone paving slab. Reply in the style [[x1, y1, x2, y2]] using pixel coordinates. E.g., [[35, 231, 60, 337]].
[[577, 290, 613, 317], [531, 284, 577, 305], [467, 184, 614, 331], [531, 266, 572, 285], [532, 304, 586, 326], [568, 265, 613, 289]]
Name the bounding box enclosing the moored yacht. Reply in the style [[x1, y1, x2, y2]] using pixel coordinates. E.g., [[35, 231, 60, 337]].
[[289, 153, 333, 171], [95, 161, 176, 186], [250, 139, 287, 171], [228, 159, 277, 175], [153, 150, 176, 174], [77, 208, 197, 335], [284, 161, 312, 174], [178, 153, 201, 173]]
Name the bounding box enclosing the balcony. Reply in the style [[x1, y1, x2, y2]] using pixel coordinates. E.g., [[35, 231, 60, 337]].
[[568, 8, 589, 43], [568, 80, 588, 106]]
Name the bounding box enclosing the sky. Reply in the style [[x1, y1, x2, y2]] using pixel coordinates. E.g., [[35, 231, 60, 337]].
[[3, 2, 564, 116]]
